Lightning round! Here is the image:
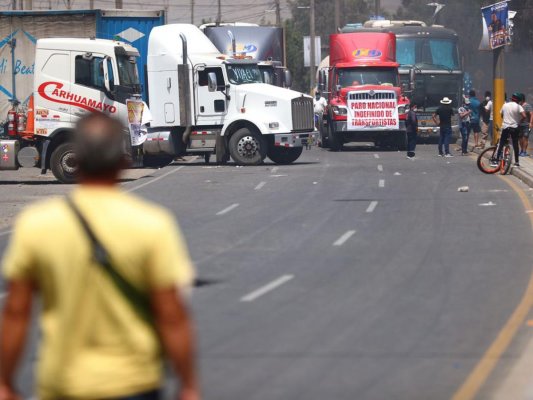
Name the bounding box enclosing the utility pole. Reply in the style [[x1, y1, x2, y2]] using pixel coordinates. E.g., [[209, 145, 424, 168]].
[[115, 0, 123, 8], [334, 0, 340, 32], [275, 0, 281, 26], [375, 0, 380, 17], [216, 0, 221, 24], [309, 0, 316, 93], [12, 0, 16, 10], [492, 46, 504, 144], [89, 0, 94, 9], [191, 0, 194, 24], [66, 0, 72, 9]]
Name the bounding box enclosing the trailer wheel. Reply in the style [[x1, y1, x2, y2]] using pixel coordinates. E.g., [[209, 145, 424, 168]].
[[50, 142, 78, 184], [267, 146, 303, 164], [228, 128, 266, 165]]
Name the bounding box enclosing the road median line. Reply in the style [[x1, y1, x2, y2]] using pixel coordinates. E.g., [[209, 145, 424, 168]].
[[366, 201, 378, 213], [241, 275, 294, 302], [216, 203, 239, 216], [333, 230, 356, 247]]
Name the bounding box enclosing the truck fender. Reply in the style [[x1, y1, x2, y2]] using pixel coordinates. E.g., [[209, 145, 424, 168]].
[[43, 129, 75, 171], [221, 117, 264, 138]]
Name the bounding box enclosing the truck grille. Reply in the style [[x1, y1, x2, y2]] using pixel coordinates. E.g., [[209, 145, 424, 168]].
[[291, 97, 314, 132], [349, 92, 396, 100]]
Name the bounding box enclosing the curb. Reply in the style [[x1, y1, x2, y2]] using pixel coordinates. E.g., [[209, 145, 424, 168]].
[[469, 142, 533, 188]]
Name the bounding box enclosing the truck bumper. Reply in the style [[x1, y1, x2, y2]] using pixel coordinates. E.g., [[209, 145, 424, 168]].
[[333, 121, 406, 142], [274, 131, 317, 148]]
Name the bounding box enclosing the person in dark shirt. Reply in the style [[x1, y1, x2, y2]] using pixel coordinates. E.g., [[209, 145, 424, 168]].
[[405, 102, 418, 159], [432, 97, 455, 157]]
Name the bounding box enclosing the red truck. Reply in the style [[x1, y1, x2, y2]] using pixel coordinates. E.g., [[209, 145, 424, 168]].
[[318, 32, 412, 150]]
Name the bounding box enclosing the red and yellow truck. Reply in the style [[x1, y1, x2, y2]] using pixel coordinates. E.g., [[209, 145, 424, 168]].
[[318, 32, 411, 150]]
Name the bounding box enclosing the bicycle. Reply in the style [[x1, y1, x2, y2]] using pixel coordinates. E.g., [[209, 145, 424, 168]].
[[477, 136, 513, 175]]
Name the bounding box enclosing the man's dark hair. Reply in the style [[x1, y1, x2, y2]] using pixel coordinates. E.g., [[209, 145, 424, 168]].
[[469, 90, 476, 97], [485, 91, 491, 97], [75, 112, 127, 179]]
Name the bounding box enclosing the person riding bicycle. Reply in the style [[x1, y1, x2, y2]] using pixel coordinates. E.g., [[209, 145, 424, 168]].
[[493, 92, 527, 167]]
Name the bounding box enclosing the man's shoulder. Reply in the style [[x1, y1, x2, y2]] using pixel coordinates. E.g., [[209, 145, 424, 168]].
[[15, 197, 69, 228]]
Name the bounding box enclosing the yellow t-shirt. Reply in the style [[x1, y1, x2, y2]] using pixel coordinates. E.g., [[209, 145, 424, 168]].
[[2, 186, 194, 399]]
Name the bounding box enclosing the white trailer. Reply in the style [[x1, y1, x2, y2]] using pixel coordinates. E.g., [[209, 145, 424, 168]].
[[144, 24, 315, 165]]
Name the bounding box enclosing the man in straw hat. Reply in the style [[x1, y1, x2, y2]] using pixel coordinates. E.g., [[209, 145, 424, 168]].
[[433, 97, 455, 157]]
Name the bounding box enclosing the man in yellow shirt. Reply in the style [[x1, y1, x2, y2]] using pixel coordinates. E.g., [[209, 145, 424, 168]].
[[0, 113, 200, 400]]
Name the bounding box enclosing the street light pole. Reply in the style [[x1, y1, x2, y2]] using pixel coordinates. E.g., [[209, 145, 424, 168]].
[[310, 0, 316, 93], [492, 46, 504, 145], [334, 0, 341, 32], [375, 0, 380, 17]]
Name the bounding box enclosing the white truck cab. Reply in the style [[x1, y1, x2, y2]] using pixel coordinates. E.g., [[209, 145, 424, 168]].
[[144, 24, 314, 165], [0, 38, 145, 183]]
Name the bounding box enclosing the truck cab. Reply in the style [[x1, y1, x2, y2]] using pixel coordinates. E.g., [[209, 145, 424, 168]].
[[319, 32, 410, 150], [0, 38, 145, 183], [145, 24, 314, 166]]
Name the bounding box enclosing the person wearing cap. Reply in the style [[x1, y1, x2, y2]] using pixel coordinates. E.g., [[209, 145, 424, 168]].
[[433, 97, 455, 157], [494, 92, 526, 167], [405, 102, 418, 159], [458, 97, 472, 155]]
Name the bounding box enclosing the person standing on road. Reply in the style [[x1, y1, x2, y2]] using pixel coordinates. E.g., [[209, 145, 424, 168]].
[[405, 102, 418, 159], [494, 92, 526, 167], [433, 97, 455, 157], [458, 97, 472, 155], [467, 90, 482, 148], [0, 113, 200, 400], [313, 90, 328, 130], [485, 93, 494, 144], [518, 93, 532, 157], [480, 91, 492, 147]]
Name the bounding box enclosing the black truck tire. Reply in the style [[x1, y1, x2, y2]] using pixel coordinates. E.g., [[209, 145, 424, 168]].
[[228, 128, 266, 165], [267, 146, 303, 164], [50, 142, 78, 184], [328, 124, 343, 151]]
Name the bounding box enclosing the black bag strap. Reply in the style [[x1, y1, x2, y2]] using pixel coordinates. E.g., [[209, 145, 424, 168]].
[[65, 196, 153, 325]]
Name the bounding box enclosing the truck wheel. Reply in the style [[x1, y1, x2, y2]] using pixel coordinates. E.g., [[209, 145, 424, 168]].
[[319, 124, 329, 148], [267, 146, 303, 164], [328, 124, 343, 152], [228, 128, 266, 165], [50, 142, 78, 184]]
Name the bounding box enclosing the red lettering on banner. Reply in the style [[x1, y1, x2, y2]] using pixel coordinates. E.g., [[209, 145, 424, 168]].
[[37, 81, 117, 114]]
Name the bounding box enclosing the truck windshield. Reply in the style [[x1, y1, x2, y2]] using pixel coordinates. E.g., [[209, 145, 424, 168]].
[[338, 68, 398, 87], [117, 54, 140, 88], [226, 64, 263, 85], [397, 38, 460, 71]]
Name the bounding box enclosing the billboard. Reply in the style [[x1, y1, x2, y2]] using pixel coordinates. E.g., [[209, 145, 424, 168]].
[[480, 1, 511, 50], [303, 36, 321, 67]]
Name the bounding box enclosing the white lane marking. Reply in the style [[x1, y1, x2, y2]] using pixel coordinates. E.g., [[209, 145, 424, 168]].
[[333, 230, 356, 247], [366, 201, 378, 213], [241, 275, 294, 302], [394, 172, 402, 176], [0, 230, 12, 237], [271, 167, 279, 173], [254, 181, 266, 190], [374, 154, 380, 159], [379, 179, 385, 188], [377, 164, 383, 172], [479, 201, 497, 207], [127, 166, 183, 192], [216, 203, 240, 216]]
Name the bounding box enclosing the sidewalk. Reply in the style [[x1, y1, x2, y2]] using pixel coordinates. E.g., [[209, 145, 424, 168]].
[[467, 138, 533, 188]]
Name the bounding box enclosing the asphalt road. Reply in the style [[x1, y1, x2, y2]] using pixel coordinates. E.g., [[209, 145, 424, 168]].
[[1, 144, 533, 399]]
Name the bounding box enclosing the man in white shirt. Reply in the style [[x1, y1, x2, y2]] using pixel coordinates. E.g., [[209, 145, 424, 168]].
[[313, 90, 328, 129], [495, 92, 526, 167]]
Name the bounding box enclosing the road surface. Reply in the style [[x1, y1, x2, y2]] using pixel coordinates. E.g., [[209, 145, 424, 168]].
[[1, 145, 532, 399]]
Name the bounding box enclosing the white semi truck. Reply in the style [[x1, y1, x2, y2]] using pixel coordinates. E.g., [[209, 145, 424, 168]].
[[143, 24, 315, 165], [0, 38, 145, 183]]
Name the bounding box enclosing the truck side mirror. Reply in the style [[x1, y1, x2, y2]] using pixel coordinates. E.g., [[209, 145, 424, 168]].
[[409, 68, 416, 91], [319, 70, 326, 91], [284, 70, 292, 88], [262, 71, 272, 85], [207, 72, 218, 92], [336, 84, 341, 94], [102, 58, 111, 94]]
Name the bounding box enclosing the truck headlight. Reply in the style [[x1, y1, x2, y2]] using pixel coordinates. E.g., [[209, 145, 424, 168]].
[[332, 105, 348, 116], [269, 122, 279, 129]]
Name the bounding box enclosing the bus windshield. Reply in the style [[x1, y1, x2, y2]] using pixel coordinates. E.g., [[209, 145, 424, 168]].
[[400, 73, 462, 112], [338, 67, 398, 87], [397, 38, 460, 71]]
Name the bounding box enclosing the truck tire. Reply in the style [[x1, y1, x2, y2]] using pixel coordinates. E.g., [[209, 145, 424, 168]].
[[50, 142, 78, 184], [319, 123, 329, 148], [228, 128, 266, 165], [328, 124, 343, 152], [267, 146, 303, 164]]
